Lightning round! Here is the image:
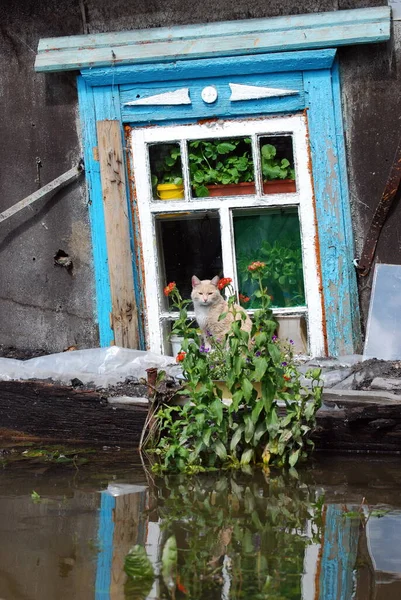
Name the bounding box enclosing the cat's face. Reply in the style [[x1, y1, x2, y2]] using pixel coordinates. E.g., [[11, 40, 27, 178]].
[[191, 275, 221, 307]]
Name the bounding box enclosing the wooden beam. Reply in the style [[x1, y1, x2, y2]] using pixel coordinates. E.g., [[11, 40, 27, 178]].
[[0, 164, 82, 224], [96, 120, 139, 348], [34, 7, 390, 73]]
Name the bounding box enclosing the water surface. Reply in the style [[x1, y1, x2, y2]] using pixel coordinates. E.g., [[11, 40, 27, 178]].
[[0, 446, 401, 599]]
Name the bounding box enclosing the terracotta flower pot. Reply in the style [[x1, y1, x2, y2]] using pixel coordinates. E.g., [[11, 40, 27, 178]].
[[205, 179, 296, 197], [263, 179, 296, 194], [206, 182, 256, 197]]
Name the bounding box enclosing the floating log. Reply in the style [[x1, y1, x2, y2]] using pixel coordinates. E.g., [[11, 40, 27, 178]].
[[0, 380, 147, 444], [311, 390, 401, 453]]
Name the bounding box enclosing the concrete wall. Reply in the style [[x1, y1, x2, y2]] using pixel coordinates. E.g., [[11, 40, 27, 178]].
[[0, 0, 398, 352]]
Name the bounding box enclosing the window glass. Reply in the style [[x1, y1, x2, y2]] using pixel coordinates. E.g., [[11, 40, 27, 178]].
[[157, 212, 222, 305], [258, 135, 296, 194], [149, 142, 184, 200], [234, 209, 305, 309], [276, 315, 308, 354], [188, 137, 255, 197]]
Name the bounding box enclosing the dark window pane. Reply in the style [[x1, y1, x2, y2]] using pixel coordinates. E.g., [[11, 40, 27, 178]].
[[149, 142, 184, 200], [258, 135, 296, 194], [157, 212, 223, 302], [234, 209, 305, 309]]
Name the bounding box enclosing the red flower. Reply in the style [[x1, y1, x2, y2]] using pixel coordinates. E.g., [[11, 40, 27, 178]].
[[283, 374, 291, 381], [248, 261, 266, 272], [217, 277, 232, 290], [239, 293, 250, 303], [164, 282, 176, 296], [176, 576, 188, 595], [176, 351, 186, 362]]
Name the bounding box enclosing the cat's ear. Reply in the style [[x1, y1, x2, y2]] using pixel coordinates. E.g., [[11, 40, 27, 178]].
[[192, 275, 201, 288], [211, 276, 220, 287]]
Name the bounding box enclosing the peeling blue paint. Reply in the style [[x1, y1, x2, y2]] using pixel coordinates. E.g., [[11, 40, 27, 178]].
[[318, 505, 359, 600], [332, 58, 362, 352], [119, 72, 304, 124], [34, 7, 390, 73], [95, 492, 115, 599], [78, 48, 361, 355], [81, 50, 336, 87], [77, 77, 113, 347], [304, 68, 359, 355]]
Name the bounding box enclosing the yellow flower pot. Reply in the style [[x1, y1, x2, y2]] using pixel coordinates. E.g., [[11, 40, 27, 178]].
[[157, 183, 184, 200]]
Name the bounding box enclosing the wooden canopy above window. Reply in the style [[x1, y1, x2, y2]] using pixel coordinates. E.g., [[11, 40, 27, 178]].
[[34, 6, 390, 73]]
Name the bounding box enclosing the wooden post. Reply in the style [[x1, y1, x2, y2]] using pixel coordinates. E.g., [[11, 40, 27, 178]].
[[97, 120, 139, 348]]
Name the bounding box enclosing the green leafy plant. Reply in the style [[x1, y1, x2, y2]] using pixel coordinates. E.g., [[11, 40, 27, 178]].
[[124, 545, 155, 600], [151, 139, 295, 198], [238, 238, 305, 308], [261, 143, 295, 181], [150, 144, 183, 196], [149, 265, 323, 473], [188, 138, 254, 197], [31, 490, 41, 503], [21, 446, 91, 466], [154, 472, 324, 599], [163, 281, 196, 340]]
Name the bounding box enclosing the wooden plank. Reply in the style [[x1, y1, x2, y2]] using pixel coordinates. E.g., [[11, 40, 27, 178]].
[[36, 7, 390, 52], [77, 77, 114, 347], [0, 165, 82, 224], [2, 379, 401, 453], [0, 380, 147, 444], [81, 50, 336, 87], [331, 59, 361, 351], [119, 71, 305, 124], [96, 120, 139, 348], [304, 69, 358, 356], [34, 7, 390, 73]]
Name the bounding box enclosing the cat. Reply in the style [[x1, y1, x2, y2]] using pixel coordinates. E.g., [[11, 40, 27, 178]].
[[191, 275, 252, 346]]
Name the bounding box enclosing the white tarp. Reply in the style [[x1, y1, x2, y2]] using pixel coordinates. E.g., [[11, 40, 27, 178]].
[[0, 346, 180, 387]]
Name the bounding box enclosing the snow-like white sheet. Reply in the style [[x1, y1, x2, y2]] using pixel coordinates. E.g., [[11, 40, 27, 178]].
[[0, 346, 180, 387]]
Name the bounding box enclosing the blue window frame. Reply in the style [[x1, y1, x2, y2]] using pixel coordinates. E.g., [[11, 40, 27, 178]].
[[75, 48, 361, 355]]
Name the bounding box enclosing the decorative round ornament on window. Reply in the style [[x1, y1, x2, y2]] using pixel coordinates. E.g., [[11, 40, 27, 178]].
[[201, 86, 218, 104]]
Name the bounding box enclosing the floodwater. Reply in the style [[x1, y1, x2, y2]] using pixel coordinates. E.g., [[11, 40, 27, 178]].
[[0, 447, 401, 600]]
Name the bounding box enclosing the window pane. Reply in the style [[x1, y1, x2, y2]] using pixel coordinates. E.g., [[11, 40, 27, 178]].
[[149, 142, 184, 200], [157, 212, 222, 304], [188, 137, 255, 198], [164, 320, 199, 357], [258, 135, 296, 194], [234, 210, 305, 309], [276, 315, 308, 354]]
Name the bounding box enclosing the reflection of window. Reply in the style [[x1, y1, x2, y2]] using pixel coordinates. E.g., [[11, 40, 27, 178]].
[[131, 116, 324, 356], [234, 209, 305, 309]]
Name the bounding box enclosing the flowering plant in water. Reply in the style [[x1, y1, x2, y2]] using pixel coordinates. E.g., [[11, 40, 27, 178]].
[[153, 268, 323, 474]]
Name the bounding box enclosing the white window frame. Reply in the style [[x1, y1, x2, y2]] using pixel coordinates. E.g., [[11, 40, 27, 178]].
[[130, 114, 325, 356]]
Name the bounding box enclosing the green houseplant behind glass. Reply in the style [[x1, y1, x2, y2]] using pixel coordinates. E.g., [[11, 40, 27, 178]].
[[234, 210, 306, 309]]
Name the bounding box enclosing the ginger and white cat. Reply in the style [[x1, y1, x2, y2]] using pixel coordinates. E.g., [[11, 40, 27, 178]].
[[191, 275, 252, 344]]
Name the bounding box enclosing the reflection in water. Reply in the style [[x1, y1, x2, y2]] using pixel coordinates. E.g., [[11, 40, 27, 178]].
[[0, 451, 401, 599]]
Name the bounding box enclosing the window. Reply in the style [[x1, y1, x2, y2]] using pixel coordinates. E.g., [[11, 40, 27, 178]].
[[130, 115, 325, 356]]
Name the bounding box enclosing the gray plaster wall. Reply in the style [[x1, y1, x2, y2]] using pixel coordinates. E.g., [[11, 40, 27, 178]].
[[0, 0, 397, 352]]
